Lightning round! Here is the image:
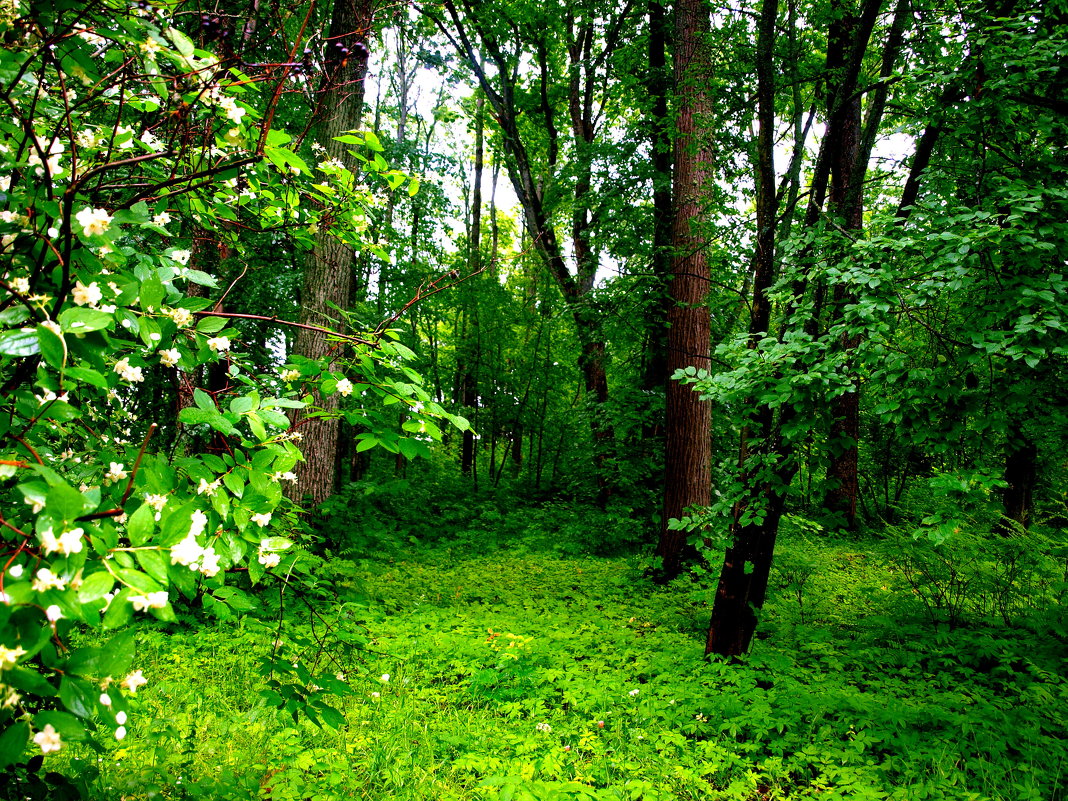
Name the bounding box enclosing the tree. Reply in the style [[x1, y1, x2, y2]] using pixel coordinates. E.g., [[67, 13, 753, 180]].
[[290, 0, 375, 505], [655, 0, 713, 579], [426, 0, 645, 499], [0, 0, 460, 777]]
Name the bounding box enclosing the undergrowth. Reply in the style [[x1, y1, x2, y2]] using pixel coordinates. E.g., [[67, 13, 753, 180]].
[[57, 508, 1068, 801]]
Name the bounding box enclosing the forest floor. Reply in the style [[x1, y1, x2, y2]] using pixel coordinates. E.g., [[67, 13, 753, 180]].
[[69, 518, 1067, 801]]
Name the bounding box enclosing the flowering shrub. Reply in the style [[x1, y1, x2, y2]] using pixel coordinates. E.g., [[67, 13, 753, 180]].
[[0, 0, 461, 779]]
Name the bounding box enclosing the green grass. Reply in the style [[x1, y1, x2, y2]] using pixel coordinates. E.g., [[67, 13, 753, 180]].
[[63, 520, 1068, 801]]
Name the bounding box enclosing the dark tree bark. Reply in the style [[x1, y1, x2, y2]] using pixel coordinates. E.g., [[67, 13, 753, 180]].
[[823, 1, 866, 528], [823, 0, 908, 528], [1001, 424, 1037, 529], [705, 0, 782, 657], [289, 0, 373, 506], [655, 0, 713, 579], [458, 82, 484, 479]]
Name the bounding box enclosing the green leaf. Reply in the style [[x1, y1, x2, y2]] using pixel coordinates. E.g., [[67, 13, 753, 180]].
[[127, 503, 155, 546], [33, 711, 86, 741], [229, 395, 255, 415], [102, 588, 133, 630], [259, 409, 291, 429], [59, 676, 96, 719], [58, 307, 113, 333], [5, 667, 55, 696], [135, 548, 170, 587], [364, 130, 383, 152], [193, 388, 216, 411], [46, 483, 89, 520], [116, 569, 163, 595], [0, 329, 39, 357], [247, 413, 267, 442], [139, 272, 166, 311], [185, 269, 218, 288], [0, 722, 30, 770], [179, 407, 215, 426], [99, 630, 136, 677], [64, 366, 107, 388], [77, 571, 116, 604], [196, 315, 226, 334], [222, 471, 244, 497], [164, 27, 195, 56], [36, 325, 66, 369]]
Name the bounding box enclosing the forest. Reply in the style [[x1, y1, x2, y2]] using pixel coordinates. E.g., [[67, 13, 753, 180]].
[[0, 0, 1065, 798]]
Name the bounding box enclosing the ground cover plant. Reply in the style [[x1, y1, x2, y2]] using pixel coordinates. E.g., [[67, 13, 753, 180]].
[[53, 513, 1068, 801], [2, 0, 1066, 799]]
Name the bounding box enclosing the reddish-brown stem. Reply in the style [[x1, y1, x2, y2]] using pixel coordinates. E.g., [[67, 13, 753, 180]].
[[193, 310, 378, 347]]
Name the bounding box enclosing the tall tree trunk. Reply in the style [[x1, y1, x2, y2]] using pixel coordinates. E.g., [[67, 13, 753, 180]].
[[459, 82, 484, 478], [822, 0, 907, 528], [706, 0, 781, 657], [823, 2, 865, 529], [1001, 422, 1037, 529], [289, 0, 373, 506], [656, 0, 713, 579]]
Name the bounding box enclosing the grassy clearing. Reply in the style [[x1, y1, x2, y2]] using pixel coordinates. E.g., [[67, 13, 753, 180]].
[[65, 523, 1067, 801]]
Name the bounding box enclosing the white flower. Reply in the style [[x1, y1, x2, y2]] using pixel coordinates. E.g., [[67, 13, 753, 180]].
[[1, 685, 21, 709], [41, 526, 84, 557], [45, 605, 62, 622], [335, 378, 353, 396], [144, 494, 168, 512], [250, 512, 271, 527], [113, 358, 144, 384], [536, 722, 552, 733], [76, 129, 102, 150], [257, 550, 280, 568], [170, 534, 203, 567], [628, 688, 639, 697], [40, 319, 62, 336], [152, 211, 172, 226], [196, 478, 220, 496], [32, 568, 67, 592], [217, 95, 245, 124], [141, 130, 163, 152], [189, 509, 208, 539], [105, 462, 128, 483], [380, 674, 390, 683], [114, 726, 127, 740], [199, 547, 221, 577], [164, 307, 194, 327], [33, 724, 62, 754], [170, 249, 191, 265], [130, 591, 168, 612], [8, 564, 23, 579], [99, 693, 112, 706], [115, 711, 127, 725], [206, 336, 230, 353], [159, 348, 180, 367], [121, 670, 148, 694], [280, 369, 301, 382], [0, 644, 27, 669], [72, 281, 102, 306], [75, 207, 112, 237], [272, 471, 298, 482], [10, 276, 29, 294]]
